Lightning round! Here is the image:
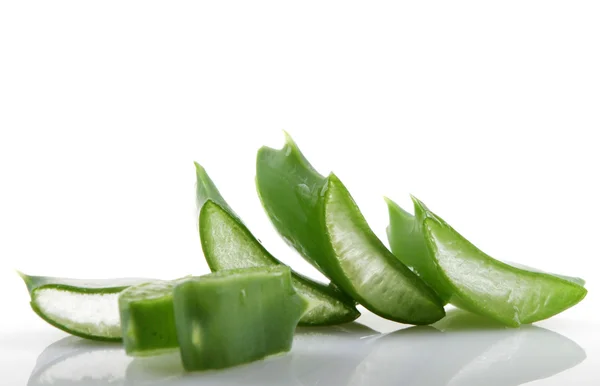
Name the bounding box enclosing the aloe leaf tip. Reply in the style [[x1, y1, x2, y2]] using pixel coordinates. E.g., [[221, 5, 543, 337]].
[[194, 161, 206, 176], [16, 270, 34, 293]]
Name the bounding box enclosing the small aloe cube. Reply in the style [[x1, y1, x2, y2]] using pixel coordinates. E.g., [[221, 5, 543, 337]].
[[118, 280, 183, 356]]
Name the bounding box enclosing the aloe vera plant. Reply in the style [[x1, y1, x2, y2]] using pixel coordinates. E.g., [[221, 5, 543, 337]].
[[386, 196, 587, 326], [18, 272, 149, 341], [174, 266, 307, 371], [256, 134, 445, 325], [195, 163, 359, 326]]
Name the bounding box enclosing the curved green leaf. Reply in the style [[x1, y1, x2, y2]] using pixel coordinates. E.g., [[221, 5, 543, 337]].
[[195, 163, 359, 326], [386, 197, 587, 326]]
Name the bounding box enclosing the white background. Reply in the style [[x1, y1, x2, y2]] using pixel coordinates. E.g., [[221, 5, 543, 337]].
[[1, 1, 599, 383]]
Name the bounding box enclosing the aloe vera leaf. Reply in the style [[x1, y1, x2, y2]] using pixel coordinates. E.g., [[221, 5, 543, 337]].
[[386, 198, 587, 300], [195, 163, 359, 326], [173, 266, 307, 371], [18, 272, 150, 341], [256, 134, 445, 324], [386, 196, 587, 326]]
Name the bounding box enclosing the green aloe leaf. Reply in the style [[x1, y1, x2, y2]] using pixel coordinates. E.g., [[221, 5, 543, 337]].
[[386, 196, 587, 326], [18, 272, 150, 341], [174, 266, 307, 371], [195, 163, 359, 326], [256, 133, 445, 325]]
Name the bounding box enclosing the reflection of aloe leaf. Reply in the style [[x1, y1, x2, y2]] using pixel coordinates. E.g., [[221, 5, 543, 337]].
[[29, 316, 584, 386], [27, 336, 130, 386], [348, 309, 586, 386], [347, 326, 442, 386], [434, 311, 586, 386], [124, 353, 183, 385], [125, 350, 302, 386], [292, 322, 381, 386]]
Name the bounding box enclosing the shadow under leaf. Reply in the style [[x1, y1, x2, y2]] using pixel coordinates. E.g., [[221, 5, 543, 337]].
[[27, 315, 585, 386]]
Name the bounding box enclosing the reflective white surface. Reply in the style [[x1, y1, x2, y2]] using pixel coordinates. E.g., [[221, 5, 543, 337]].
[[3, 309, 598, 385]]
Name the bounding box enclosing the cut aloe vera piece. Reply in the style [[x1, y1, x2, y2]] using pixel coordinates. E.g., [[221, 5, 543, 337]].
[[173, 266, 307, 371], [256, 134, 445, 325], [387, 197, 587, 301], [386, 196, 587, 326], [18, 272, 150, 341], [119, 280, 185, 356], [195, 162, 359, 326]]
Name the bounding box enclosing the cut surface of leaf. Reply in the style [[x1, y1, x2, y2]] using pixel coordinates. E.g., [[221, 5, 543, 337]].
[[173, 266, 307, 371], [386, 197, 587, 326], [256, 134, 445, 324], [119, 280, 184, 356], [18, 272, 150, 341], [195, 163, 359, 326]]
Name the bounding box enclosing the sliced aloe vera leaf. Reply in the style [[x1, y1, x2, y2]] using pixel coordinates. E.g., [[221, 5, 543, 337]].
[[195, 163, 359, 326], [387, 197, 587, 326], [18, 272, 150, 341], [387, 197, 587, 303], [256, 134, 445, 324], [323, 175, 445, 324], [173, 266, 307, 371], [255, 133, 330, 274], [119, 280, 186, 357]]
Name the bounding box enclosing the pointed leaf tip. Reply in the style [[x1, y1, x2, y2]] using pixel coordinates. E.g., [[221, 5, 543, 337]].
[[194, 161, 206, 174], [409, 195, 431, 216], [409, 194, 423, 205], [16, 269, 32, 280], [384, 196, 401, 211], [282, 130, 294, 144], [16, 270, 34, 293], [282, 131, 302, 154]]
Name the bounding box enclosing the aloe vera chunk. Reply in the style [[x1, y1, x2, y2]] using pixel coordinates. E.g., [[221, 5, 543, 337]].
[[386, 196, 587, 326], [195, 163, 359, 325], [256, 134, 445, 324], [173, 266, 307, 371]]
